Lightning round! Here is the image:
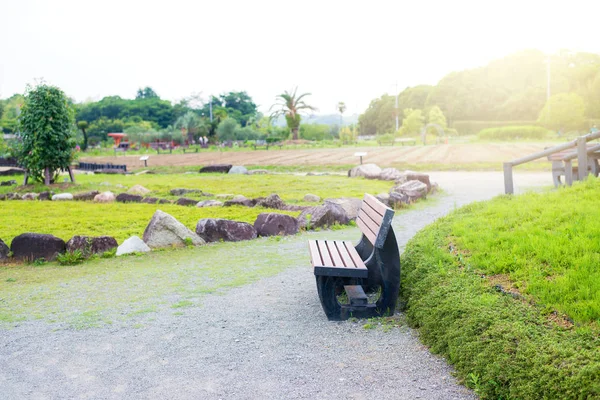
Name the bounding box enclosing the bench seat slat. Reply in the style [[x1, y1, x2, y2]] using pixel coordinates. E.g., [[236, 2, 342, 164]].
[[310, 239, 368, 278]]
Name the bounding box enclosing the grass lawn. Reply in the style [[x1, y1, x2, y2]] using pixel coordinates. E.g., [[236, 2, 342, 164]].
[[0, 173, 392, 243], [401, 178, 600, 399]]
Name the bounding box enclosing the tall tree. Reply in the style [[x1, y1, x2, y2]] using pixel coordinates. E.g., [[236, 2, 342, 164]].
[[77, 121, 89, 151], [17, 84, 75, 184], [270, 88, 317, 140], [175, 111, 207, 143], [399, 108, 424, 136], [136, 87, 159, 99], [538, 93, 586, 132]]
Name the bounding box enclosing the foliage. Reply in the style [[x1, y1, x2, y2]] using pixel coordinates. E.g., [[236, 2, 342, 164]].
[[397, 85, 433, 112], [136, 86, 159, 99], [299, 124, 332, 141], [77, 121, 89, 151], [358, 94, 395, 135], [401, 180, 600, 398], [376, 133, 395, 145], [478, 125, 551, 140], [175, 111, 207, 143], [16, 84, 75, 183], [452, 120, 540, 135], [427, 106, 447, 129], [538, 93, 586, 132], [270, 88, 317, 140], [339, 126, 357, 144], [216, 117, 240, 142], [399, 108, 424, 136], [57, 249, 86, 265]]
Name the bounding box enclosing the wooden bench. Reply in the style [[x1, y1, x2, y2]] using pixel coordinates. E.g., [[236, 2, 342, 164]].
[[548, 144, 600, 186], [308, 193, 400, 320]]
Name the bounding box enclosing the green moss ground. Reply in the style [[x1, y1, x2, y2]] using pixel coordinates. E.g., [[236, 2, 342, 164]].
[[401, 178, 600, 399]]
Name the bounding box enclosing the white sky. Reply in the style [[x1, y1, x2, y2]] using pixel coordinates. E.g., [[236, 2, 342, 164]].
[[1, 0, 599, 115]]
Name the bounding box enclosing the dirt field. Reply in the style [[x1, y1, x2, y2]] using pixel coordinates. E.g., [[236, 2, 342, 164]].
[[81, 143, 550, 170]]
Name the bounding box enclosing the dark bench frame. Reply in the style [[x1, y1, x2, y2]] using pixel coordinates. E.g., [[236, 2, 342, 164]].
[[308, 193, 400, 321]]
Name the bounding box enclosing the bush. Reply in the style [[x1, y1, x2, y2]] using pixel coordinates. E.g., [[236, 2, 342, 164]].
[[216, 118, 240, 142], [477, 125, 550, 140], [299, 124, 332, 141], [452, 120, 539, 135], [376, 133, 395, 145], [57, 250, 85, 266]]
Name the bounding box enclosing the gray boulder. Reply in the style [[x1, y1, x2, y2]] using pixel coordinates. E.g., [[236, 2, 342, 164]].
[[0, 238, 9, 261], [303, 194, 320, 202], [176, 197, 198, 206], [255, 194, 286, 210], [21, 192, 39, 201], [116, 193, 142, 203], [375, 193, 391, 206], [379, 168, 403, 181], [52, 193, 73, 201], [10, 233, 66, 262], [196, 200, 223, 207], [224, 195, 255, 207], [5, 193, 22, 200], [195, 219, 257, 242], [389, 191, 409, 207], [199, 164, 232, 173], [391, 180, 428, 203], [228, 166, 248, 174], [397, 171, 431, 192], [142, 197, 172, 204], [143, 210, 204, 249], [298, 202, 350, 230], [38, 191, 52, 201], [127, 185, 151, 196], [170, 188, 202, 196], [324, 197, 362, 220], [66, 235, 118, 257], [73, 190, 100, 201], [116, 236, 151, 256], [348, 163, 382, 179], [254, 213, 299, 237], [94, 192, 116, 203]]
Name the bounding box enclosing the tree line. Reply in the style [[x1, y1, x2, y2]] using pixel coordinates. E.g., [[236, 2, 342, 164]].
[[359, 49, 600, 135]]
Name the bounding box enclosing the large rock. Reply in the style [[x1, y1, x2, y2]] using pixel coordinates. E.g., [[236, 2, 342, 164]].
[[143, 210, 204, 249], [10, 233, 66, 261], [398, 171, 431, 192], [176, 197, 198, 206], [38, 191, 52, 201], [375, 193, 391, 206], [170, 188, 202, 196], [116, 193, 143, 203], [224, 195, 255, 207], [199, 164, 232, 174], [1, 180, 16, 186], [196, 200, 223, 207], [195, 219, 257, 242], [127, 185, 151, 196], [0, 238, 9, 261], [379, 168, 403, 181], [52, 193, 73, 201], [5, 193, 22, 200], [21, 192, 39, 201], [388, 191, 409, 207], [298, 203, 350, 230], [391, 180, 428, 203], [94, 192, 116, 203], [228, 166, 248, 174], [254, 213, 299, 237], [66, 235, 118, 257], [116, 236, 151, 256], [303, 194, 320, 202], [348, 163, 382, 179], [324, 197, 362, 220], [73, 190, 100, 201], [255, 194, 286, 210]]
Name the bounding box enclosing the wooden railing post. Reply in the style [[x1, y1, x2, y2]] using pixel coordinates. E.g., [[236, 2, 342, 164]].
[[577, 136, 589, 181], [503, 162, 514, 194]]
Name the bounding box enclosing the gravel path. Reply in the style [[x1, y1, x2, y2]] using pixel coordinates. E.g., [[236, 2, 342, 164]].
[[0, 172, 549, 400]]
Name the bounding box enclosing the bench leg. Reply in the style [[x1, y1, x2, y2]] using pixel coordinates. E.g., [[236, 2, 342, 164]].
[[372, 229, 401, 316]]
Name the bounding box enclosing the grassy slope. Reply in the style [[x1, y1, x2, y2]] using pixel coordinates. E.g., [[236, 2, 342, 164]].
[[401, 179, 600, 399], [0, 173, 391, 243]]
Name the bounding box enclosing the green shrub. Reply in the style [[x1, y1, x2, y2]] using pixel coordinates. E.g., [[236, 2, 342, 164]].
[[452, 120, 539, 135], [57, 250, 86, 265], [477, 125, 551, 140], [376, 133, 395, 144], [299, 124, 332, 141]]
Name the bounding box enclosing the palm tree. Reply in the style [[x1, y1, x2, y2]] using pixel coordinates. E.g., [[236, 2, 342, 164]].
[[337, 101, 346, 127], [270, 88, 317, 140], [175, 111, 207, 144]]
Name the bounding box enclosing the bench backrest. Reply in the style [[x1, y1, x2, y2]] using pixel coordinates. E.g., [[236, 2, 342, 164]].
[[355, 193, 395, 249]]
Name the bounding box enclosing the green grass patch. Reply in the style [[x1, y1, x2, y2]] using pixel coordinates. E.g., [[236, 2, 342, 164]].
[[401, 178, 600, 399]]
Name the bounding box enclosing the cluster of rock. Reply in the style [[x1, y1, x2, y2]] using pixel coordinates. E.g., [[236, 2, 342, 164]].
[[198, 164, 269, 175], [348, 164, 436, 207]]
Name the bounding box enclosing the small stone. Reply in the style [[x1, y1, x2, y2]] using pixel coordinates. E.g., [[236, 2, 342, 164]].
[[127, 185, 151, 196], [21, 193, 39, 201], [116, 236, 151, 256], [196, 200, 224, 207], [303, 194, 320, 202], [228, 166, 248, 174], [73, 190, 100, 201], [116, 193, 143, 203], [94, 191, 116, 203], [199, 164, 232, 173], [176, 197, 198, 206], [52, 193, 73, 201]]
